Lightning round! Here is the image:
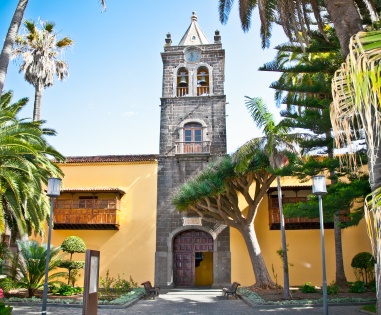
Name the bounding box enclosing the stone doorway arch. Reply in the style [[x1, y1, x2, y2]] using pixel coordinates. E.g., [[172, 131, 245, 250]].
[[173, 229, 213, 287]]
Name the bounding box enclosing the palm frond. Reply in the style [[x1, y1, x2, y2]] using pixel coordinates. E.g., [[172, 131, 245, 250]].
[[219, 0, 235, 24]]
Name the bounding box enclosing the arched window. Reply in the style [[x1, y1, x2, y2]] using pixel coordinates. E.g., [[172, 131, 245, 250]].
[[183, 123, 203, 153], [196, 66, 209, 96], [177, 67, 189, 97]]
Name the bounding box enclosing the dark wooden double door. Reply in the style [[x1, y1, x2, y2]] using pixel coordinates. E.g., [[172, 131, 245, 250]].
[[173, 230, 213, 287]]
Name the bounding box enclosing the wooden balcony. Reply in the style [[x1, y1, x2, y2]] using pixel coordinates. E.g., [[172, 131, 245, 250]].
[[269, 196, 350, 230], [175, 141, 210, 154], [53, 199, 120, 230]]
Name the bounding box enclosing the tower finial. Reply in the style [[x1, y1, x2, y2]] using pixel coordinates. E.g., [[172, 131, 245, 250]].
[[191, 12, 197, 21]]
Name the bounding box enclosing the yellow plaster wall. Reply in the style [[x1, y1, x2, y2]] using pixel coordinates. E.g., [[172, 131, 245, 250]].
[[43, 161, 158, 286], [37, 162, 371, 289], [230, 194, 372, 287]]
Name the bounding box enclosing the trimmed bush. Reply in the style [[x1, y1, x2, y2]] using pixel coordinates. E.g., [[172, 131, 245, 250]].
[[351, 252, 375, 284]]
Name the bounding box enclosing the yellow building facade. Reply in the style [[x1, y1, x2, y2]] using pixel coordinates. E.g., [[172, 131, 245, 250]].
[[48, 156, 158, 286], [47, 156, 371, 288], [45, 13, 371, 289]]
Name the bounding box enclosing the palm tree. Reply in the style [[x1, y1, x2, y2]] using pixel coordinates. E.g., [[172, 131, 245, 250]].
[[330, 29, 381, 313], [12, 20, 74, 121], [0, 0, 29, 97], [0, 0, 106, 97], [218, 0, 378, 57], [259, 29, 354, 287], [236, 96, 300, 299], [10, 240, 66, 297], [0, 91, 64, 237]]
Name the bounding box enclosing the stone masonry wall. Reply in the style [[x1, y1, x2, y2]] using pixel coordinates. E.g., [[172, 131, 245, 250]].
[[155, 41, 230, 288]]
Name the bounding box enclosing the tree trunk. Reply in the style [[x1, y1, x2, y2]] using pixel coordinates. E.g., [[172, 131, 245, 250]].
[[333, 212, 347, 287], [0, 0, 29, 96], [277, 176, 290, 299], [33, 86, 43, 121], [326, 130, 348, 288], [368, 134, 381, 315], [323, 0, 363, 58], [240, 223, 275, 289]]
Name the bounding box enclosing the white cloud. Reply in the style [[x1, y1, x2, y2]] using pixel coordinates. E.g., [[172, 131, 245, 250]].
[[123, 111, 138, 118]]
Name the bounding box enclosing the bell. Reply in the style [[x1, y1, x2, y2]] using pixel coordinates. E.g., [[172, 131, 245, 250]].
[[198, 72, 207, 85], [178, 72, 187, 87]]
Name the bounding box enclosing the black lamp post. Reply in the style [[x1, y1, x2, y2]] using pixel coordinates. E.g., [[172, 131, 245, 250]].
[[41, 178, 61, 315], [312, 175, 328, 315]]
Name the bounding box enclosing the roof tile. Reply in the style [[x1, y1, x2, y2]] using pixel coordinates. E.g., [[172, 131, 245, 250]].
[[63, 154, 158, 163]]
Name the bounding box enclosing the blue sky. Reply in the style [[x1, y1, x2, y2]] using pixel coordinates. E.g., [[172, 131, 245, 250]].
[[1, 0, 287, 156]]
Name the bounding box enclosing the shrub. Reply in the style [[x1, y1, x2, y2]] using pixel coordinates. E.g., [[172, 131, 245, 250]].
[[99, 270, 115, 296], [300, 282, 317, 293], [100, 271, 138, 298], [114, 274, 137, 294], [349, 281, 367, 293], [327, 282, 339, 295], [0, 278, 16, 293], [60, 237, 86, 257], [52, 284, 83, 296], [351, 252, 375, 284], [60, 236, 86, 286]]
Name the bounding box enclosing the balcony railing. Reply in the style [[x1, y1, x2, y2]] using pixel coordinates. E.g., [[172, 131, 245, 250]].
[[175, 141, 211, 154], [197, 86, 209, 96], [177, 87, 189, 97], [53, 199, 120, 230], [269, 196, 350, 230]]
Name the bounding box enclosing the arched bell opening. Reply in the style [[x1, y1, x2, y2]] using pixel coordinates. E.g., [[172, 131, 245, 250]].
[[197, 66, 209, 96], [173, 229, 213, 287], [177, 67, 189, 97]]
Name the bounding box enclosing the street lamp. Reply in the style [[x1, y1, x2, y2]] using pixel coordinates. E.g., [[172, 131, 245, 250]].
[[41, 178, 61, 315], [312, 175, 328, 315]]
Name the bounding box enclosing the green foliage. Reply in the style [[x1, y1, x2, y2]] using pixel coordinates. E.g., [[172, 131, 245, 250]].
[[284, 176, 370, 226], [351, 252, 375, 284], [276, 246, 294, 270], [362, 304, 376, 313], [60, 236, 86, 255], [59, 261, 85, 270], [8, 240, 66, 297], [327, 281, 339, 295], [0, 302, 12, 315], [271, 264, 278, 288], [52, 284, 83, 296], [99, 270, 115, 294], [300, 282, 317, 293], [349, 281, 367, 293], [173, 156, 235, 210], [99, 270, 138, 298], [60, 236, 86, 286], [58, 261, 84, 286], [0, 278, 16, 293], [0, 92, 64, 236], [114, 274, 138, 293]]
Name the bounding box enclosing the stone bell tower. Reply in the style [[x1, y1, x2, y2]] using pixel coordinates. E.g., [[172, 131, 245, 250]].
[[155, 12, 231, 288]]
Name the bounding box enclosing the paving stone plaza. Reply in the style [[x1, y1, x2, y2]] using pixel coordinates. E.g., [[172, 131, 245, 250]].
[[11, 288, 368, 314]]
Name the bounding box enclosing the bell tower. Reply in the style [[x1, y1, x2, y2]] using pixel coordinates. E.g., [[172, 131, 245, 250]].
[[155, 12, 231, 288]]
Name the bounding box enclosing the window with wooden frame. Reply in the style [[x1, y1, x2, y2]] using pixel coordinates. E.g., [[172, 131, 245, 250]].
[[183, 123, 203, 153]]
